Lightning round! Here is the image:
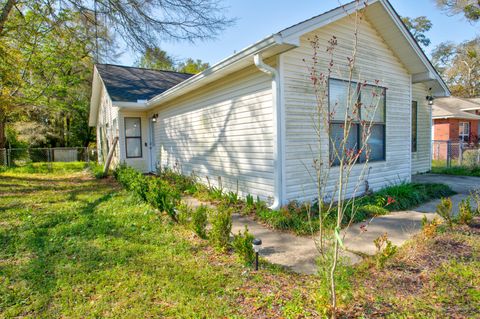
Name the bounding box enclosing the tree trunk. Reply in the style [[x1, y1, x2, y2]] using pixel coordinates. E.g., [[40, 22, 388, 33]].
[[0, 108, 6, 149], [0, 0, 16, 35]]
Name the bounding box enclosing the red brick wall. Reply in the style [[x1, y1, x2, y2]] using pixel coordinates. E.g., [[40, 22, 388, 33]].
[[433, 119, 451, 141], [432, 118, 479, 160]]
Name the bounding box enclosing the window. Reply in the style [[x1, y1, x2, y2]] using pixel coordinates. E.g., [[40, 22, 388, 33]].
[[412, 101, 417, 153], [125, 117, 142, 158], [459, 121, 470, 142], [329, 78, 386, 165]]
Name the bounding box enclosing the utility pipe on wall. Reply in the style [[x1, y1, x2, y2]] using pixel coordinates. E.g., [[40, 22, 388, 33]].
[[254, 54, 282, 210]]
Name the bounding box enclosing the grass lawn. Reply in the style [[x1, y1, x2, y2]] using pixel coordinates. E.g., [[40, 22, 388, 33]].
[[431, 160, 480, 177], [0, 166, 318, 318], [1, 165, 478, 318]]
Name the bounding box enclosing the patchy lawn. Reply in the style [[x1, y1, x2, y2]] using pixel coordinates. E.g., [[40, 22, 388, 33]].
[[0, 166, 318, 318], [345, 222, 480, 318], [1, 165, 478, 318]]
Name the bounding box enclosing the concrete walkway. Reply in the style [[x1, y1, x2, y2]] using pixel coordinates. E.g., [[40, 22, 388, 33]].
[[183, 174, 480, 275]]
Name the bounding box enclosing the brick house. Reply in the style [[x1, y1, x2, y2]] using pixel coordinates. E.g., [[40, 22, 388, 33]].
[[432, 97, 480, 160]]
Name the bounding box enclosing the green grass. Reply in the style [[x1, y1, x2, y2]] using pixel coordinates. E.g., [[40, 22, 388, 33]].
[[0, 166, 318, 318], [431, 160, 480, 177], [1, 161, 89, 174]]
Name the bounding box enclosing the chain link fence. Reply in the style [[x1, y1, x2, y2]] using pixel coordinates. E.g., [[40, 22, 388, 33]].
[[432, 140, 480, 168], [0, 147, 97, 168]]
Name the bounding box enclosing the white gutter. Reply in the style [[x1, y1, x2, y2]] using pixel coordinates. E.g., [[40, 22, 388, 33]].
[[254, 54, 282, 210]]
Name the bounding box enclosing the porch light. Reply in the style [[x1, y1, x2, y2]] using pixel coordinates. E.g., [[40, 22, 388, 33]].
[[426, 88, 434, 106], [252, 238, 262, 270], [152, 114, 158, 122]]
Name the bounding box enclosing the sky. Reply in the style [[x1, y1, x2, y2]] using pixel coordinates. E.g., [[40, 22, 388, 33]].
[[118, 0, 479, 67]]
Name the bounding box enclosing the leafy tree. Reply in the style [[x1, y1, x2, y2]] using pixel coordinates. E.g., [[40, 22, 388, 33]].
[[432, 37, 480, 97], [0, 3, 96, 148], [137, 47, 175, 71], [177, 58, 210, 74], [435, 0, 480, 22], [401, 16, 433, 47], [0, 0, 233, 49]]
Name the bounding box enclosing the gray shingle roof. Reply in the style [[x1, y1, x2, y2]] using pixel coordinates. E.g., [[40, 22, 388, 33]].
[[433, 97, 480, 120], [96, 64, 193, 102]]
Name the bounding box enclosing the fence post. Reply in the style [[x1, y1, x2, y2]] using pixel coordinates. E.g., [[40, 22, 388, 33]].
[[446, 141, 451, 168], [7, 148, 11, 167], [2, 149, 6, 167], [477, 148, 480, 166], [458, 142, 463, 166]]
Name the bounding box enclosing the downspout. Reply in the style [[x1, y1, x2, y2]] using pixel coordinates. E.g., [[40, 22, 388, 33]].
[[254, 54, 282, 210]]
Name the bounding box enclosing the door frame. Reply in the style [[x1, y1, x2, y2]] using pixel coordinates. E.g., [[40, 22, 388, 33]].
[[148, 117, 157, 172]]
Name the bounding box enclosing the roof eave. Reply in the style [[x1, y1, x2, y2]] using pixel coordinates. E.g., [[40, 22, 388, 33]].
[[146, 34, 297, 109]]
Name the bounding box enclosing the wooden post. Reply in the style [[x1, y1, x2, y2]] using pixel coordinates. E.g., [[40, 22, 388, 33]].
[[103, 136, 119, 176]]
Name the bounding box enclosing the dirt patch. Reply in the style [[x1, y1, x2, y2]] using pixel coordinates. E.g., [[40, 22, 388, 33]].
[[343, 226, 478, 318]]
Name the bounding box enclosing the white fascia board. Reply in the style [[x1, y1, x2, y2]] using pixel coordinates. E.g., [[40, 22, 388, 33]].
[[380, 0, 450, 96], [461, 107, 480, 111], [88, 66, 102, 127], [114, 101, 147, 109], [147, 35, 297, 109], [278, 0, 377, 42]]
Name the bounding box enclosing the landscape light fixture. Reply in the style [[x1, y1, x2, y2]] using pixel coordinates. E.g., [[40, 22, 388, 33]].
[[252, 238, 262, 271]]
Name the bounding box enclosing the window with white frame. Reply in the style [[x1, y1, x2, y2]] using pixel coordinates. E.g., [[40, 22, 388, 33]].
[[125, 117, 142, 158], [329, 78, 386, 165], [459, 121, 470, 142]]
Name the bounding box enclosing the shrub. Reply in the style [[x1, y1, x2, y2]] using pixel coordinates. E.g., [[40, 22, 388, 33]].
[[146, 177, 181, 222], [458, 197, 474, 225], [232, 226, 255, 265], [159, 168, 198, 194], [209, 205, 232, 251], [422, 216, 441, 238], [177, 203, 193, 225], [462, 149, 480, 168], [374, 233, 397, 268], [191, 205, 208, 239], [470, 188, 480, 216], [114, 165, 149, 200], [436, 197, 453, 227], [88, 162, 105, 179]]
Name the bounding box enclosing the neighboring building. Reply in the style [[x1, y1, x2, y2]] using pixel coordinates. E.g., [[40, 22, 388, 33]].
[[432, 97, 480, 160], [89, 0, 449, 208]]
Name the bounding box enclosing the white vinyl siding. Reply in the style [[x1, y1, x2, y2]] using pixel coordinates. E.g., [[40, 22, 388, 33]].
[[150, 65, 275, 200], [281, 15, 412, 202], [411, 83, 431, 174], [96, 84, 119, 165]]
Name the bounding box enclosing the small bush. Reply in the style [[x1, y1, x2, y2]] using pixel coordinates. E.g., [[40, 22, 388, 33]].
[[114, 165, 149, 200], [159, 168, 198, 194], [462, 149, 480, 168], [88, 162, 105, 179], [232, 226, 255, 265], [191, 205, 208, 239], [436, 197, 453, 227], [470, 188, 480, 216], [374, 233, 397, 268], [210, 205, 232, 251], [146, 178, 181, 222], [177, 203, 193, 225], [458, 197, 474, 225], [422, 216, 441, 238]]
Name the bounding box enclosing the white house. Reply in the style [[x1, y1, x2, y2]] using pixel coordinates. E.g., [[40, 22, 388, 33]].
[[89, 0, 449, 209]]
